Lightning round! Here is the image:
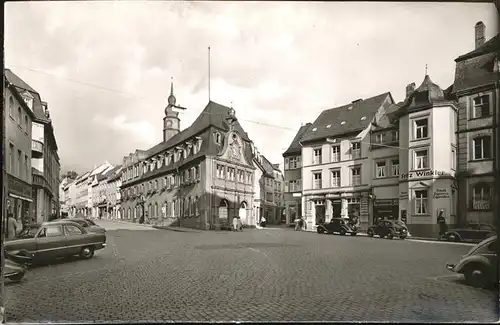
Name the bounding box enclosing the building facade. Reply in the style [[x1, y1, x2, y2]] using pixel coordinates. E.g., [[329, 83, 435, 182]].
[[282, 124, 311, 225], [396, 75, 458, 237], [119, 83, 256, 230], [251, 152, 284, 225], [272, 164, 285, 223], [4, 71, 36, 224], [91, 165, 121, 219], [452, 21, 499, 226], [300, 93, 394, 231], [104, 166, 123, 220]]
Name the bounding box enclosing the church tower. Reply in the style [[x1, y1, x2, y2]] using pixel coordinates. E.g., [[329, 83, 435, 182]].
[[163, 79, 180, 143]]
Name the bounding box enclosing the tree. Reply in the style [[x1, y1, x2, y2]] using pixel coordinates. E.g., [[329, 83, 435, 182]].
[[62, 170, 78, 180]]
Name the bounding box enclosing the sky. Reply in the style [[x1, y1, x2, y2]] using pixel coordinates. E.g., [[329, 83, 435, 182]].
[[4, 1, 498, 174]]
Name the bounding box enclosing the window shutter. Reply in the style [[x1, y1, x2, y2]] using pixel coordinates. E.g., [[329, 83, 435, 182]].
[[297, 179, 302, 190], [284, 158, 289, 170], [297, 156, 301, 168]]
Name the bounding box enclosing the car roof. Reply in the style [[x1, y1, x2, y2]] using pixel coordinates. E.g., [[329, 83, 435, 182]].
[[41, 220, 82, 227]]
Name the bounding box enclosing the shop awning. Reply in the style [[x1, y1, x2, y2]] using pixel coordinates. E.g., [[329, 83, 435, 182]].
[[9, 193, 33, 203]]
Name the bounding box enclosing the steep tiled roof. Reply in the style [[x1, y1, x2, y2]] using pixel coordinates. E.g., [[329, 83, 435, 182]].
[[455, 34, 500, 62], [4, 69, 49, 123], [452, 33, 499, 94], [283, 123, 312, 157], [452, 52, 498, 94], [146, 101, 250, 159], [300, 92, 392, 143], [254, 154, 275, 178]]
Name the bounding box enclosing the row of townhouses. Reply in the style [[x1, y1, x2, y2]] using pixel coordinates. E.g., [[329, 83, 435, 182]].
[[3, 69, 61, 225], [282, 21, 498, 238], [59, 162, 123, 219], [59, 86, 285, 227]]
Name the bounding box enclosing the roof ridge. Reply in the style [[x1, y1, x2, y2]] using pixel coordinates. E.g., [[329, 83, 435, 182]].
[[455, 33, 500, 62]]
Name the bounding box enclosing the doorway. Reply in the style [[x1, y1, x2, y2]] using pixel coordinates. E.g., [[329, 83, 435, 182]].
[[219, 199, 229, 222], [314, 200, 326, 224], [239, 201, 248, 225]]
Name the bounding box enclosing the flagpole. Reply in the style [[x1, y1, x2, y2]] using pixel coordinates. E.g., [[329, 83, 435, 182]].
[[208, 46, 211, 101]]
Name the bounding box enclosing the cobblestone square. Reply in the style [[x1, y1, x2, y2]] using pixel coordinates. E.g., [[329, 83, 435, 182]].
[[4, 222, 498, 322]]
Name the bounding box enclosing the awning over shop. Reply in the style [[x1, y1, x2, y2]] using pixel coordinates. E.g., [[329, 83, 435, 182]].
[[9, 193, 33, 203]]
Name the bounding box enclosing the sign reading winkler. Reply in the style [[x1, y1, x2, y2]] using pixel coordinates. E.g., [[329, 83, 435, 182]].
[[400, 170, 451, 180]]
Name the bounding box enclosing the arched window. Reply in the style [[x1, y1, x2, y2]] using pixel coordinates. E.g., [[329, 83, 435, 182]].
[[128, 207, 131, 219], [17, 106, 21, 124], [155, 202, 158, 217], [215, 132, 221, 144], [188, 197, 192, 216], [9, 97, 14, 117]]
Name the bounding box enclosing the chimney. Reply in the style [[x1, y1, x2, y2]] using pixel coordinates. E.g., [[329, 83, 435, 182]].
[[475, 21, 485, 49], [406, 82, 416, 98]]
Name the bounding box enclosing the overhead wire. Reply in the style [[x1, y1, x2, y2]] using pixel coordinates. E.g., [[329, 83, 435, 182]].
[[8, 64, 411, 152]]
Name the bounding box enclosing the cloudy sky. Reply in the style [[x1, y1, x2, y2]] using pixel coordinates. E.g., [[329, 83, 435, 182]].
[[5, 1, 497, 174]]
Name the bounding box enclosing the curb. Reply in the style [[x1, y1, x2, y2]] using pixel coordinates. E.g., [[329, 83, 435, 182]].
[[152, 226, 201, 233]]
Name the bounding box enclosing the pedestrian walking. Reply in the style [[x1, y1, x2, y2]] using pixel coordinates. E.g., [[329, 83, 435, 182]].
[[260, 216, 267, 227], [237, 216, 243, 232], [232, 216, 238, 232], [6, 213, 21, 241], [437, 209, 447, 238]]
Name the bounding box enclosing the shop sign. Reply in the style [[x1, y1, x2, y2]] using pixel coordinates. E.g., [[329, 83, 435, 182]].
[[374, 199, 398, 206], [7, 175, 31, 198], [292, 193, 302, 198], [399, 191, 408, 200], [473, 202, 491, 210], [400, 170, 451, 180], [433, 188, 450, 199]]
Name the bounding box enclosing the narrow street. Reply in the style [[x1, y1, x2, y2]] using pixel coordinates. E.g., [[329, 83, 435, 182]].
[[4, 221, 497, 323]]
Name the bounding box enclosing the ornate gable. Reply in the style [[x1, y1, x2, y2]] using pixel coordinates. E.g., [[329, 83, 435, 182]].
[[218, 130, 251, 166]]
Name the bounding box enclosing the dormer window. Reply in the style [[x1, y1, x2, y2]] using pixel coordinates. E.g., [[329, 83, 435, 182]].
[[21, 92, 34, 111], [360, 116, 366, 121], [312, 128, 317, 132], [326, 124, 331, 128], [341, 121, 346, 125], [215, 132, 222, 145]]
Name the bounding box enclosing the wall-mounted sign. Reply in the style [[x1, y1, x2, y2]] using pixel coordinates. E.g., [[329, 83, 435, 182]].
[[399, 191, 408, 200], [400, 170, 451, 180], [433, 188, 450, 199], [292, 193, 302, 198], [8, 175, 32, 199]]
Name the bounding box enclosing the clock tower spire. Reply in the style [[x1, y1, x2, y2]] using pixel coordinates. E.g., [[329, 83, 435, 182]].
[[163, 77, 180, 143]]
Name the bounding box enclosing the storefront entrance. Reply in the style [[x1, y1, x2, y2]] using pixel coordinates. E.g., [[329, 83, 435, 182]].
[[331, 199, 342, 219], [314, 200, 325, 224], [373, 199, 399, 224], [347, 198, 360, 218]]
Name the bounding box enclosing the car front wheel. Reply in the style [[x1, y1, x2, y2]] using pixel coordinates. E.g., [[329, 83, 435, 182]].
[[80, 246, 95, 259], [464, 264, 490, 288], [340, 229, 346, 236], [387, 232, 394, 240]]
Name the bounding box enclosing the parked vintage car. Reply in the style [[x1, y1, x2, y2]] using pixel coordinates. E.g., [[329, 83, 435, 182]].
[[367, 220, 408, 239], [316, 218, 358, 236], [4, 220, 107, 263], [441, 223, 496, 243], [446, 235, 497, 288], [4, 249, 33, 282], [51, 218, 106, 234]]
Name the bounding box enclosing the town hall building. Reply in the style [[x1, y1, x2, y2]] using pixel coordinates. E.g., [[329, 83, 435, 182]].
[[119, 82, 256, 230]]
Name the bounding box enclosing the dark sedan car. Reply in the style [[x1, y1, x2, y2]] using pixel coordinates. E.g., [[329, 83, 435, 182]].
[[316, 218, 358, 236], [441, 223, 496, 243], [5, 220, 107, 263], [367, 220, 408, 239], [52, 218, 106, 234], [446, 235, 497, 288]]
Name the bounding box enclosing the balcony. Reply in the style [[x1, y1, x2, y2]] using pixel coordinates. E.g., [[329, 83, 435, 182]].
[[31, 139, 44, 158]]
